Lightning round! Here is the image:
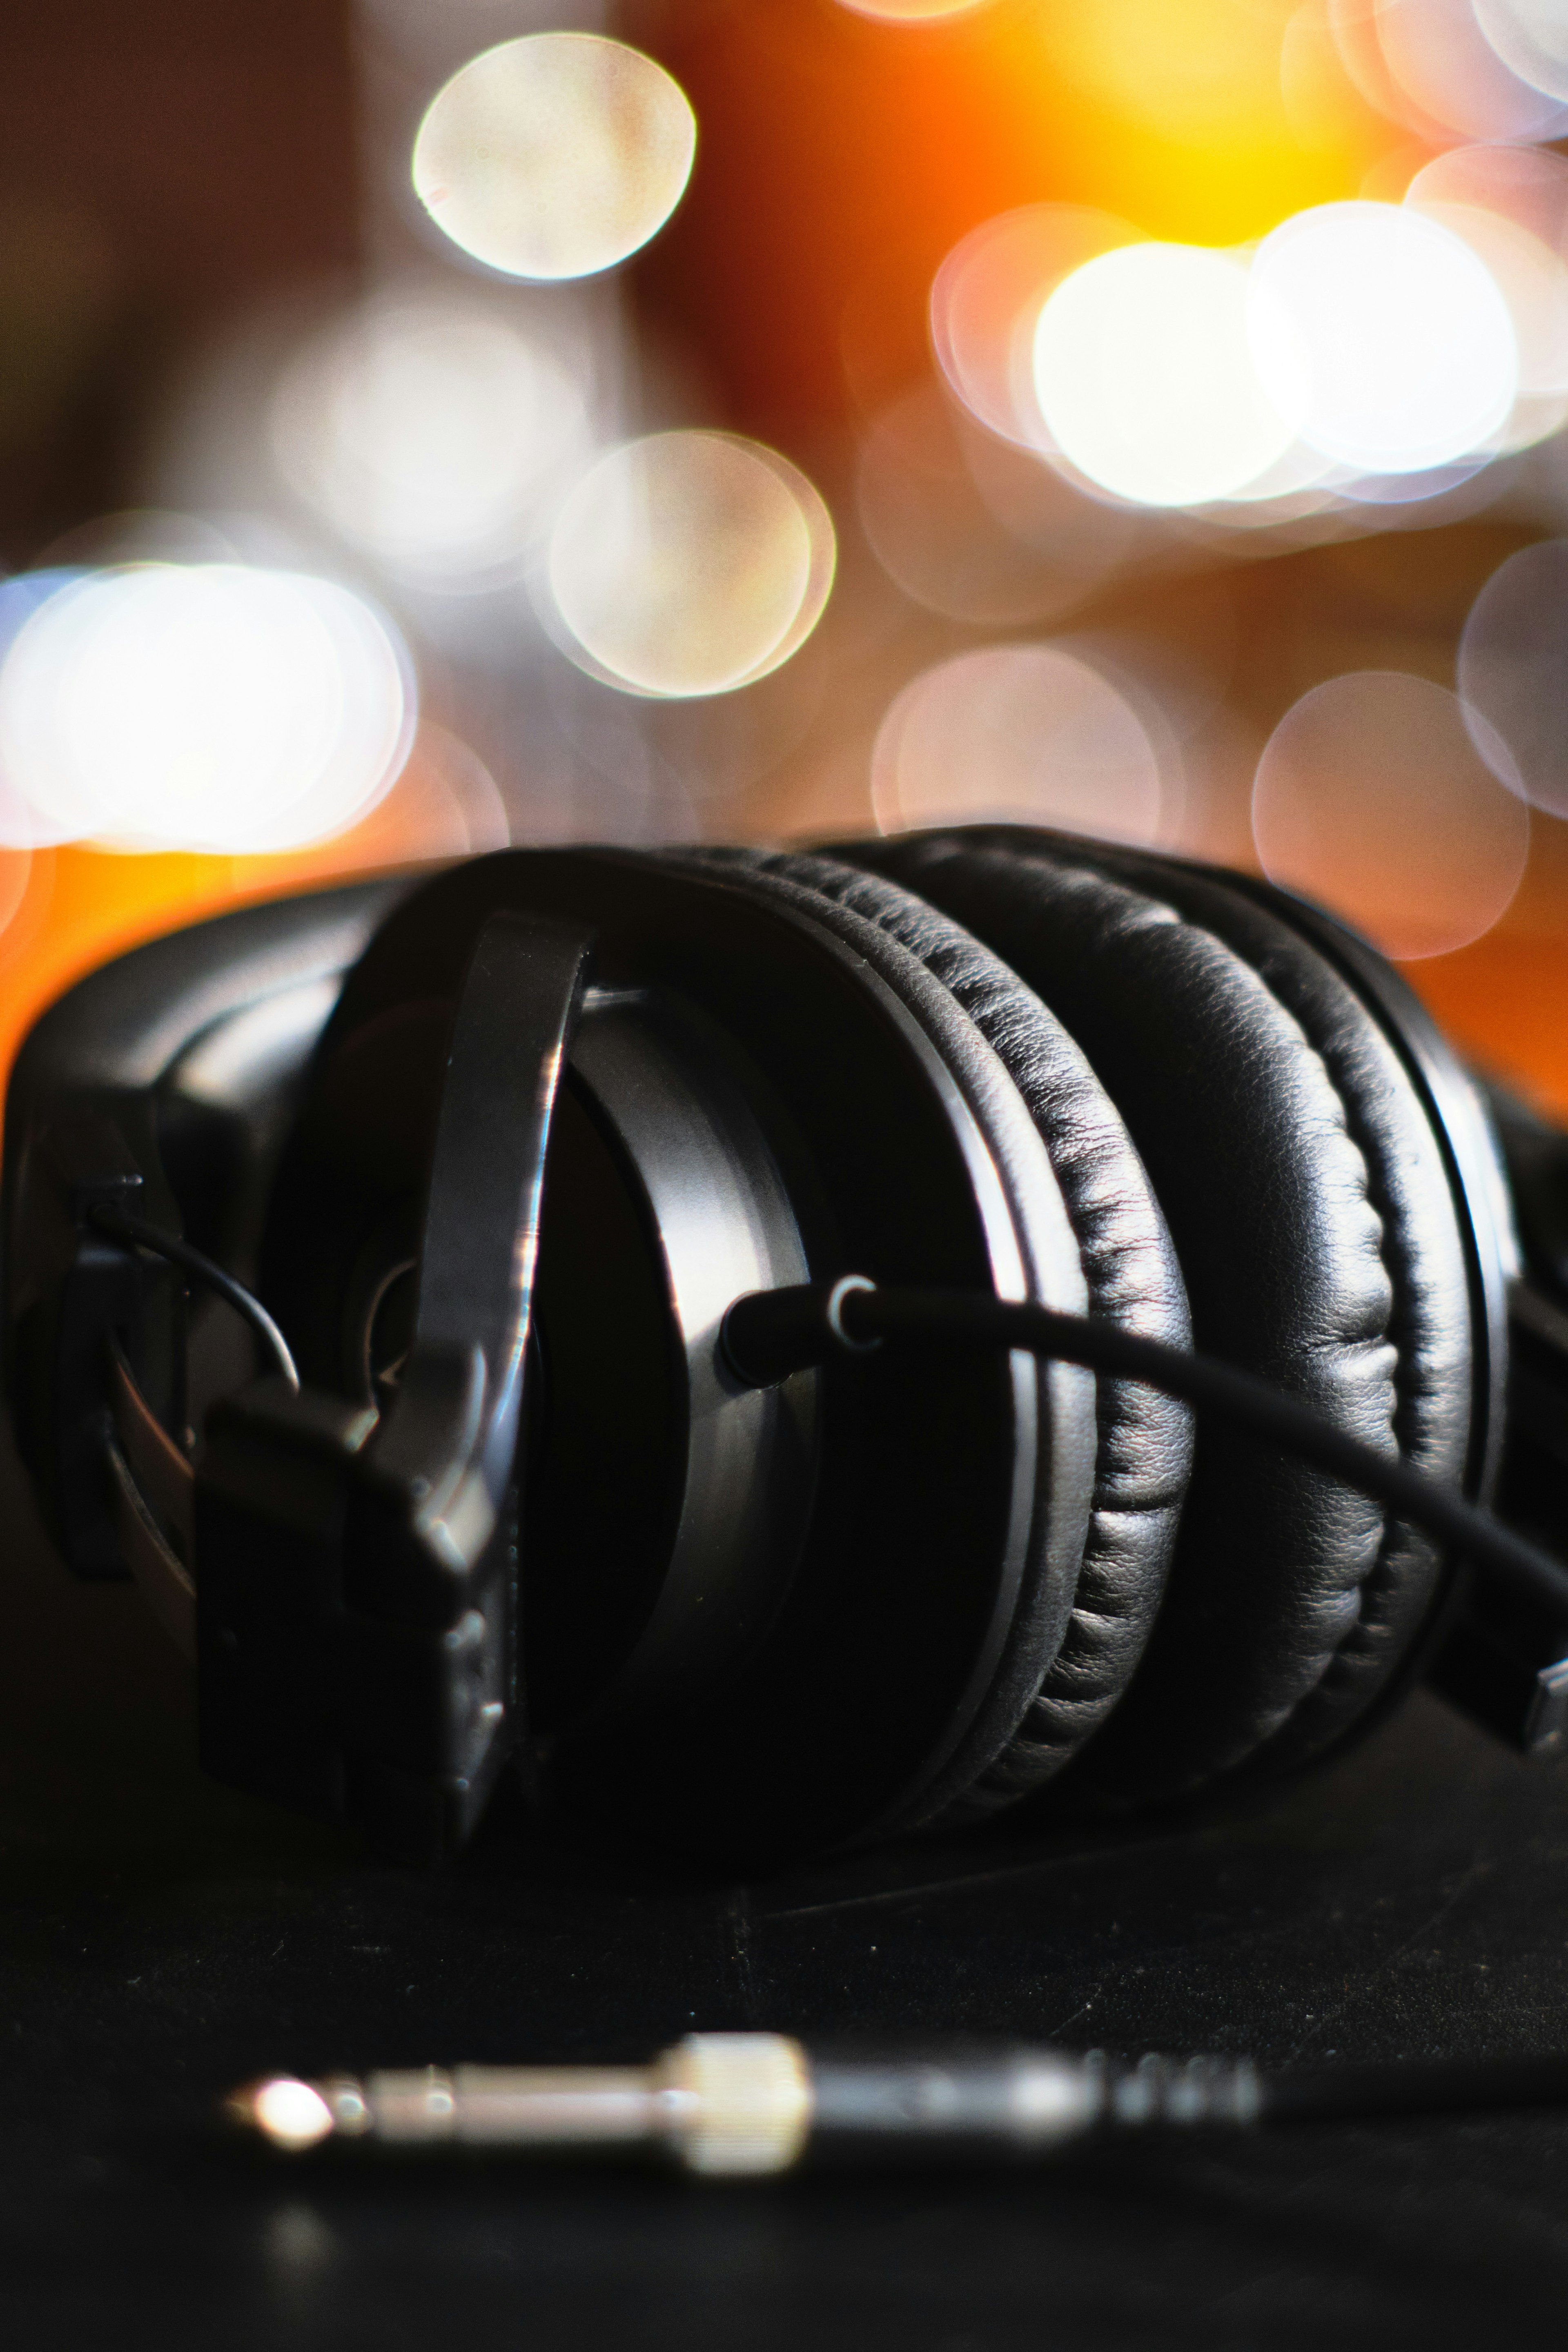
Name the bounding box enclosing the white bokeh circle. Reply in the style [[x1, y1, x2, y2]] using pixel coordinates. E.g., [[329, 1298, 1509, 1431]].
[[872, 642, 1166, 844], [1375, 0, 1568, 140], [1474, 0, 1568, 102], [412, 33, 696, 281], [1247, 202, 1518, 474], [272, 291, 588, 586], [1034, 243, 1298, 508], [1405, 147, 1568, 451], [546, 432, 835, 700], [0, 564, 414, 853]]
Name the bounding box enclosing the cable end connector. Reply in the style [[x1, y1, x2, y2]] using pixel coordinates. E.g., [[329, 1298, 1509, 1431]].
[[225, 2038, 813, 2175], [720, 1277, 879, 1389]]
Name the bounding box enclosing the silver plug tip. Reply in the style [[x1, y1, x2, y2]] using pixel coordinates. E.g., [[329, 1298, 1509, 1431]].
[[226, 2076, 339, 2152]]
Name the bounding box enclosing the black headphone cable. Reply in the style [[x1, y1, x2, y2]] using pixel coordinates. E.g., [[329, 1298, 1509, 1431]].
[[88, 1211, 1568, 1642], [88, 1203, 299, 1391], [87, 1237, 1568, 2168], [720, 1278, 1568, 1629]]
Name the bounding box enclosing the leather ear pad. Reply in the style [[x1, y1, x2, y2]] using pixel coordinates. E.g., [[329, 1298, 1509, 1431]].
[[864, 830, 1475, 1804], [681, 846, 1194, 1823], [1080, 838, 1483, 1767]]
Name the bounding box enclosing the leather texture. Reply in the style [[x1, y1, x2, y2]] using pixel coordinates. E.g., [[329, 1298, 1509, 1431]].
[[1056, 840, 1478, 1778], [681, 847, 1194, 1822], [865, 829, 1474, 1804]]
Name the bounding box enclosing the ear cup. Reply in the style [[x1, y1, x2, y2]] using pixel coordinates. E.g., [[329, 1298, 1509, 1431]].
[[267, 843, 1107, 1853], [864, 829, 1479, 1804], [684, 847, 1195, 1821]]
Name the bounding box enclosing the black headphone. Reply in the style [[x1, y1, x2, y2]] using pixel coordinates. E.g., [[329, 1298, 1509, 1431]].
[[7, 829, 1568, 1867]]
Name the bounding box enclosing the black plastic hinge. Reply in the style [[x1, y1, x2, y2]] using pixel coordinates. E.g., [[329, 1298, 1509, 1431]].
[[195, 1379, 517, 1862]]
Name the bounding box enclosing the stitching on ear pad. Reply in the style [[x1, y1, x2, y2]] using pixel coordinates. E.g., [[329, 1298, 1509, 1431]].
[[865, 829, 1467, 1805], [685, 846, 1194, 1823]]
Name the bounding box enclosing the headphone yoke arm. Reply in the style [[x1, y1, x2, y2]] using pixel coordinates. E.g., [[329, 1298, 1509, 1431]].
[[195, 913, 593, 1862]]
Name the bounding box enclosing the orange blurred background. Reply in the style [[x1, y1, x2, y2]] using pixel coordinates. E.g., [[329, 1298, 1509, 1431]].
[[1, 0, 1566, 1111]]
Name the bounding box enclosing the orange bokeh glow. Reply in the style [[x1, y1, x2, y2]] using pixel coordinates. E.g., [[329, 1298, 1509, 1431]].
[[7, 0, 1566, 1123], [0, 722, 509, 1124]]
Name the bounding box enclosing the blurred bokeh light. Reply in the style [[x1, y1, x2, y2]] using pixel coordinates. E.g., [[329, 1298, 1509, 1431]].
[[4, 0, 1568, 1113], [932, 204, 1138, 450], [856, 383, 1129, 621], [271, 287, 589, 586], [871, 641, 1167, 843], [1372, 0, 1568, 140], [1459, 538, 1568, 817], [1474, 0, 1568, 100], [411, 33, 697, 281], [1248, 202, 1517, 476], [1252, 669, 1529, 958], [0, 562, 412, 852], [1034, 242, 1297, 507], [546, 431, 835, 699]]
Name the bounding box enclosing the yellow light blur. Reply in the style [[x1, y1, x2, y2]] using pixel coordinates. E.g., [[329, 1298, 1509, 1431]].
[[546, 433, 835, 700], [1282, 5, 1372, 149], [1033, 244, 1298, 508], [412, 34, 697, 281], [0, 565, 414, 853], [1046, 0, 1300, 137], [1014, 1, 1375, 246], [1252, 670, 1528, 958], [271, 290, 588, 586], [872, 643, 1167, 843]]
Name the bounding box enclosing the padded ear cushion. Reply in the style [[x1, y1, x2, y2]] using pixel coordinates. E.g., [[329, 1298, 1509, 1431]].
[[866, 829, 1474, 1804], [679, 846, 1194, 1823], [1066, 838, 1481, 1773]]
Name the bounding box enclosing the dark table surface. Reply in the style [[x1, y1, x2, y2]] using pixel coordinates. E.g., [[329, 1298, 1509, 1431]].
[[4, 1412, 1568, 2352]]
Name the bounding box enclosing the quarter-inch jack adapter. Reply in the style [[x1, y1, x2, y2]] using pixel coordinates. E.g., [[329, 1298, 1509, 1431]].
[[228, 2032, 1568, 2176]]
